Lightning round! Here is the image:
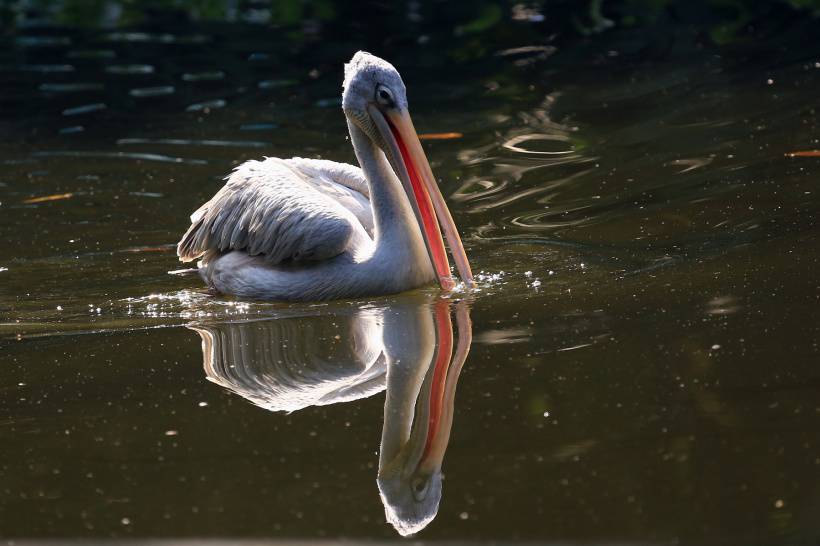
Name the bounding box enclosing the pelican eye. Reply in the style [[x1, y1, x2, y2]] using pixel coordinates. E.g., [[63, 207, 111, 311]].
[[375, 84, 395, 108], [411, 476, 428, 499]]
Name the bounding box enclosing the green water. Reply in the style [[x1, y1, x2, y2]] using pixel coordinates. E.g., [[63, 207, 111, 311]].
[[1, 2, 819, 543]]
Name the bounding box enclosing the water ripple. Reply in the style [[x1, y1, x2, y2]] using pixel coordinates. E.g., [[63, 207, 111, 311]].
[[129, 86, 176, 98], [186, 99, 226, 112], [117, 138, 270, 148], [62, 103, 107, 116], [104, 32, 209, 44], [10, 64, 75, 73], [39, 83, 104, 93], [502, 133, 574, 155], [496, 45, 557, 67], [15, 36, 72, 47], [32, 151, 207, 165], [105, 64, 155, 75], [182, 71, 226, 82], [66, 49, 116, 60]]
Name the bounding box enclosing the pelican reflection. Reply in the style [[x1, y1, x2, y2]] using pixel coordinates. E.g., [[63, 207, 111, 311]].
[[190, 297, 472, 536]]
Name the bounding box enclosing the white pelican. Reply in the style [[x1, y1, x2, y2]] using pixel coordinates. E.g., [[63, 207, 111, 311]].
[[177, 51, 473, 301], [191, 297, 472, 535]]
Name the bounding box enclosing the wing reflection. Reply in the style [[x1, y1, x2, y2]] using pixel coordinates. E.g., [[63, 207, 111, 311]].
[[190, 297, 472, 536]]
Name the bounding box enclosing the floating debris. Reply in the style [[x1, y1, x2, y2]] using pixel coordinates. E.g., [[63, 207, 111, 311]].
[[23, 192, 75, 204], [186, 99, 226, 112], [59, 126, 84, 135], [418, 132, 463, 140], [248, 52, 271, 61], [786, 150, 820, 157], [62, 103, 106, 116], [129, 86, 175, 98]]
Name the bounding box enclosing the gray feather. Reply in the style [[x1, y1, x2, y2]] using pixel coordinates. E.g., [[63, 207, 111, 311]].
[[177, 157, 373, 265]]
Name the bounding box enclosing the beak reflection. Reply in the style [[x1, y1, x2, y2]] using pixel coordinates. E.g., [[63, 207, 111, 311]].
[[190, 296, 473, 536]]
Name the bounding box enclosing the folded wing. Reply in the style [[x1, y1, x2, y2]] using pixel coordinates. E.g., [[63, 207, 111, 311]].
[[177, 157, 373, 265]]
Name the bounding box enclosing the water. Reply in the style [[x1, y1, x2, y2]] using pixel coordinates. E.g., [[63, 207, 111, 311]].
[[2, 3, 820, 544]]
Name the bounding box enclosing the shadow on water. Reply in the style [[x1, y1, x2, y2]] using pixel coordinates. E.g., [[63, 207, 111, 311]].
[[191, 296, 472, 536]]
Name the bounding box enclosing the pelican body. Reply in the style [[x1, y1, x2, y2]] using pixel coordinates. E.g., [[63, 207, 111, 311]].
[[177, 52, 473, 301]]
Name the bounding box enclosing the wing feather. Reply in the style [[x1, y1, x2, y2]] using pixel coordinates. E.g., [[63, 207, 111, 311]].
[[178, 157, 370, 265]]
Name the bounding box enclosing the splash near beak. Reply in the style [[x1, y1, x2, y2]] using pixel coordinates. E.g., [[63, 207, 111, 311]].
[[368, 104, 474, 289]]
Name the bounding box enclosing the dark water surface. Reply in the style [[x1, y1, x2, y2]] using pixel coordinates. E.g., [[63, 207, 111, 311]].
[[2, 5, 820, 544]]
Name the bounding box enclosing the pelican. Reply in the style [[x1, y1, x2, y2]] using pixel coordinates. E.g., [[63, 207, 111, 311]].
[[177, 51, 473, 301], [190, 296, 472, 535]]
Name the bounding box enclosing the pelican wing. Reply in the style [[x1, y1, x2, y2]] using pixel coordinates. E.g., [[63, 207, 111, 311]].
[[192, 309, 387, 413], [178, 157, 373, 265]]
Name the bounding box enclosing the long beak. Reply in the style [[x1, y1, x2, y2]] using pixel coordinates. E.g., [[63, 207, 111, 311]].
[[392, 300, 473, 478], [417, 300, 472, 474], [368, 104, 474, 289]]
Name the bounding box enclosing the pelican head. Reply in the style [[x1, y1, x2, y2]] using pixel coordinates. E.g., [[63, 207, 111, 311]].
[[375, 363, 450, 537], [342, 51, 473, 290], [377, 453, 443, 537], [376, 297, 462, 537]]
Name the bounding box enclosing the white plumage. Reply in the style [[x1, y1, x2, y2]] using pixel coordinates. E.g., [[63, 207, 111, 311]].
[[177, 51, 473, 301], [179, 158, 373, 265]]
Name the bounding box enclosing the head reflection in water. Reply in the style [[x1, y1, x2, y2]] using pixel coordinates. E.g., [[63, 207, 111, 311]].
[[190, 297, 472, 536]]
